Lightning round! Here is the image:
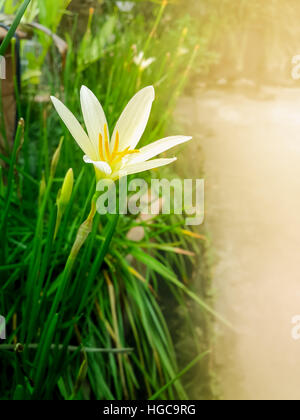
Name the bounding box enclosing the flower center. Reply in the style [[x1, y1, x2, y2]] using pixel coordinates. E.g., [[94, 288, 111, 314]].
[[98, 124, 139, 167]]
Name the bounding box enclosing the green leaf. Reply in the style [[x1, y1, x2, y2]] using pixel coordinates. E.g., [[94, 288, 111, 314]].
[[0, 0, 32, 56], [131, 248, 233, 329], [149, 351, 211, 400]]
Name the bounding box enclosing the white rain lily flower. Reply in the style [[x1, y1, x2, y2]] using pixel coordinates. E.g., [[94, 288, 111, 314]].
[[133, 52, 156, 71], [116, 1, 135, 12], [178, 47, 189, 56], [51, 86, 192, 181]]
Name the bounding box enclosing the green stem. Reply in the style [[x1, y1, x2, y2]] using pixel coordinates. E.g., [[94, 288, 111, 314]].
[[77, 213, 119, 314], [0, 344, 133, 354], [68, 196, 97, 262], [149, 350, 211, 400], [0, 0, 32, 56], [143, 0, 167, 57], [0, 119, 24, 265], [11, 38, 21, 119], [53, 208, 62, 241], [152, 44, 199, 139], [44, 195, 98, 325], [32, 194, 120, 389]]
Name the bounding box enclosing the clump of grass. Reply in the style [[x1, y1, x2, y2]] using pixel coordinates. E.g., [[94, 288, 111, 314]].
[[0, 0, 217, 400]]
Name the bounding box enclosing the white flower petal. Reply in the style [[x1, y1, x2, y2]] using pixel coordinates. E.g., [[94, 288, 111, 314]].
[[83, 155, 112, 175], [80, 86, 108, 156], [51, 96, 96, 159], [127, 136, 192, 164], [111, 86, 155, 152], [141, 57, 156, 70], [116, 1, 135, 12], [133, 52, 144, 66], [114, 158, 177, 178]]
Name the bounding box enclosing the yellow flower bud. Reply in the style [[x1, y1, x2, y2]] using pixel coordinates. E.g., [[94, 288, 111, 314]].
[[182, 27, 188, 37], [59, 168, 74, 207]]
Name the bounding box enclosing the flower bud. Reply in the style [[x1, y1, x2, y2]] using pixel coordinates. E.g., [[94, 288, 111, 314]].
[[39, 172, 46, 207], [69, 199, 96, 260], [54, 168, 74, 240], [50, 137, 64, 178], [59, 168, 74, 208]]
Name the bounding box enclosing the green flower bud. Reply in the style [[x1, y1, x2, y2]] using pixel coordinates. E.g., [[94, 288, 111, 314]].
[[54, 168, 74, 240], [59, 168, 74, 208], [50, 137, 64, 178]]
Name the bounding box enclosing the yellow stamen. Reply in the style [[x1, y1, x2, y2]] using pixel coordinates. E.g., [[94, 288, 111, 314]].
[[125, 150, 140, 155], [99, 127, 140, 167], [110, 131, 120, 161], [104, 124, 110, 161], [116, 146, 130, 158], [112, 155, 125, 166], [113, 148, 140, 166], [98, 133, 105, 161]]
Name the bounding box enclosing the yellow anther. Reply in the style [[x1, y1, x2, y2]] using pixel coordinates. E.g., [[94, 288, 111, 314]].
[[104, 124, 110, 161], [126, 150, 140, 155], [98, 127, 140, 167], [111, 131, 120, 161], [117, 146, 130, 156], [98, 133, 105, 161], [113, 148, 140, 165]]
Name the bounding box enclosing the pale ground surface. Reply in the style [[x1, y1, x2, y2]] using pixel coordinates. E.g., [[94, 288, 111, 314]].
[[176, 87, 300, 400]]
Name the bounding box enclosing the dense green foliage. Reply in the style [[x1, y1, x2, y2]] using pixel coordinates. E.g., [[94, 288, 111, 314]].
[[0, 0, 215, 400]]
